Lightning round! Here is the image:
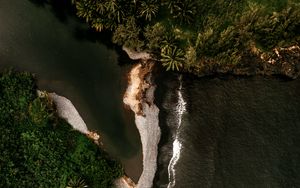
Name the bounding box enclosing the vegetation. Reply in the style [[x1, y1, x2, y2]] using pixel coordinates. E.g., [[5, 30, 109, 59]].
[[0, 70, 123, 187], [69, 0, 300, 73]]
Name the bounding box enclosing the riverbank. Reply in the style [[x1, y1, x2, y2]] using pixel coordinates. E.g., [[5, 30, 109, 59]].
[[0, 71, 124, 187], [70, 0, 300, 76], [122, 41, 300, 80], [38, 90, 135, 188], [124, 62, 161, 188], [183, 45, 300, 79]]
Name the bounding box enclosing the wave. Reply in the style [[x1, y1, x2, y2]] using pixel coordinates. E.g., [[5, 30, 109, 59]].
[[167, 75, 186, 188]]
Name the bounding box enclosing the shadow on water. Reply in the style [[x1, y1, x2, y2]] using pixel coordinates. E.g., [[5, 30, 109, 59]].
[[28, 0, 74, 23], [26, 0, 142, 164], [27, 0, 110, 46], [28, 0, 47, 7], [27, 0, 135, 66], [1, 0, 142, 180]]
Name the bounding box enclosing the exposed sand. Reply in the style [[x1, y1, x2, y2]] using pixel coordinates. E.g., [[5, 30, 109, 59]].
[[114, 176, 136, 188], [124, 63, 161, 188], [122, 46, 151, 60], [46, 92, 89, 134], [38, 90, 134, 188], [38, 48, 158, 188]]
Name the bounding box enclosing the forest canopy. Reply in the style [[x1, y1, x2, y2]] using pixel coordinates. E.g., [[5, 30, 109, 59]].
[[0, 70, 123, 187], [70, 0, 300, 72]]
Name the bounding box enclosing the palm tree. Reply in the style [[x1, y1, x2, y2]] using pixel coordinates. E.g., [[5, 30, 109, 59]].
[[172, 1, 197, 25], [162, 30, 176, 48], [95, 1, 106, 14], [75, 1, 93, 22], [160, 45, 185, 71], [105, 0, 124, 23], [165, 0, 177, 14], [91, 18, 106, 31], [105, 0, 118, 12], [112, 17, 142, 48], [66, 176, 88, 188], [139, 0, 159, 21]]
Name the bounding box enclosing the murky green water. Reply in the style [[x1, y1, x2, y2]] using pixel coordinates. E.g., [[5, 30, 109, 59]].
[[0, 0, 142, 181]]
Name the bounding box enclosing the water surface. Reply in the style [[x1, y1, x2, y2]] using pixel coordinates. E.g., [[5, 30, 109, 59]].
[[0, 0, 142, 181], [155, 75, 300, 187]]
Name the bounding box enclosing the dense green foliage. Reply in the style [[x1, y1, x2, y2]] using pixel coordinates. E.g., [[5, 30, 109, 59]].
[[0, 71, 123, 187], [70, 0, 300, 71]]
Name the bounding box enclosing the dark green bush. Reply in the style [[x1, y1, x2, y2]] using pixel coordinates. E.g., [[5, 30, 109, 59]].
[[69, 0, 300, 71], [0, 71, 123, 187]]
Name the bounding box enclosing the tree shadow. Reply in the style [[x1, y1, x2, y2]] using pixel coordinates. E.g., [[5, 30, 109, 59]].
[[28, 0, 74, 23], [72, 26, 135, 65], [27, 0, 135, 66], [116, 47, 139, 66], [28, 0, 47, 7], [72, 27, 115, 47]]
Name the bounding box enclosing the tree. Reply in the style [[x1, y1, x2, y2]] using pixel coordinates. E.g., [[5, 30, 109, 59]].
[[185, 45, 197, 66], [0, 71, 124, 188], [160, 45, 185, 71], [105, 0, 124, 24], [170, 0, 197, 25], [144, 22, 166, 50], [105, 0, 118, 13], [139, 0, 159, 21], [112, 17, 144, 50], [75, 1, 94, 22], [95, 1, 106, 14], [66, 176, 88, 188]]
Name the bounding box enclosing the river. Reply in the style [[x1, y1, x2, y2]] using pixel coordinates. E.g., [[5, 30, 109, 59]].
[[1, 1, 300, 187], [155, 74, 300, 187], [0, 0, 142, 181]]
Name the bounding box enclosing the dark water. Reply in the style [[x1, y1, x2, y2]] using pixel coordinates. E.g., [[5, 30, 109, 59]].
[[0, 0, 142, 181], [155, 75, 300, 188], [2, 1, 300, 187]]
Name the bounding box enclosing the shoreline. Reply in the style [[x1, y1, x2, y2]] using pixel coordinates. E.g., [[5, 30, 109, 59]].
[[120, 44, 300, 188], [124, 44, 300, 80], [122, 46, 151, 61], [183, 45, 300, 79], [37, 90, 135, 188], [123, 62, 161, 188]]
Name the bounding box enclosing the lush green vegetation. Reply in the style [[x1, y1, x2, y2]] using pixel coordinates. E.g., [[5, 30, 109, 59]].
[[70, 0, 300, 73], [0, 70, 123, 187]]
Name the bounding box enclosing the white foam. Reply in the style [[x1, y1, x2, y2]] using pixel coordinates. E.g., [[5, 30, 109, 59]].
[[167, 75, 186, 188]]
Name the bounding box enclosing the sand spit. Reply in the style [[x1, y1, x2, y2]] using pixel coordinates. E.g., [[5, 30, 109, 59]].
[[41, 92, 89, 134], [124, 62, 161, 188], [37, 90, 134, 188]]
